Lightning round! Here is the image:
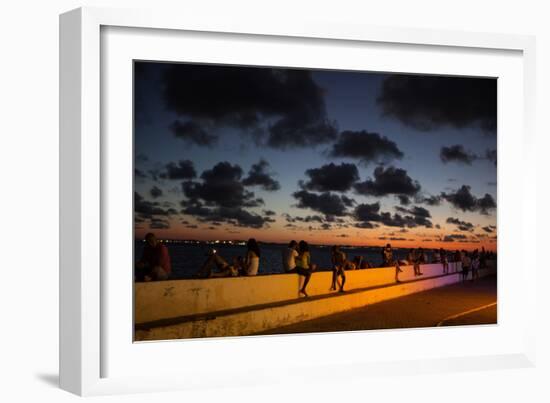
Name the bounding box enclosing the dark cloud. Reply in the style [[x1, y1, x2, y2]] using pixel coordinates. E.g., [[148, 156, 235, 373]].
[[440, 145, 478, 165], [477, 194, 497, 215], [149, 217, 170, 229], [300, 162, 359, 192], [446, 217, 475, 232], [354, 202, 432, 229], [354, 166, 421, 197], [392, 205, 433, 227], [337, 234, 349, 238], [482, 225, 496, 233], [341, 195, 356, 207], [150, 186, 163, 199], [354, 202, 382, 222], [329, 130, 404, 164], [283, 213, 325, 224], [263, 209, 276, 216], [170, 120, 218, 147], [242, 159, 280, 191], [441, 185, 496, 215], [377, 75, 496, 133], [181, 201, 271, 229], [442, 234, 468, 242], [416, 194, 442, 206], [135, 168, 147, 179], [182, 162, 262, 209], [398, 195, 411, 205], [178, 161, 278, 228], [161, 63, 337, 149], [293, 190, 349, 217], [485, 149, 497, 166], [160, 160, 197, 180], [135, 192, 178, 220], [355, 222, 378, 229]]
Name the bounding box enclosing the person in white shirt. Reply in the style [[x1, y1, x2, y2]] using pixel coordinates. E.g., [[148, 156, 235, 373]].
[[283, 240, 313, 297]]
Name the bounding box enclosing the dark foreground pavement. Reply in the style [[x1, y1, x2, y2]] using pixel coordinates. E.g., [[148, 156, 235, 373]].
[[258, 275, 497, 335]]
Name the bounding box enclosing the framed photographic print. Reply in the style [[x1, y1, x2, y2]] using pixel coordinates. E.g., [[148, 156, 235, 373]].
[[60, 6, 537, 396]]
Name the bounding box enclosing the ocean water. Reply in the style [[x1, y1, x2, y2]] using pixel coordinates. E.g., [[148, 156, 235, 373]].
[[135, 241, 437, 279]]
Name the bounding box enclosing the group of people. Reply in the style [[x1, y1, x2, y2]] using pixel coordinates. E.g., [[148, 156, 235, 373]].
[[196, 238, 261, 278], [135, 234, 494, 292], [380, 243, 492, 282]]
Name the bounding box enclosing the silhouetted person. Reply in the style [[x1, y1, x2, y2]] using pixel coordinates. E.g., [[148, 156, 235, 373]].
[[432, 249, 441, 263], [293, 240, 316, 297], [454, 250, 462, 273], [383, 243, 394, 267], [330, 245, 347, 292], [440, 248, 449, 274], [241, 238, 260, 276], [461, 251, 471, 282], [198, 249, 239, 277], [471, 249, 480, 281], [394, 260, 403, 282], [282, 240, 299, 272], [284, 240, 314, 297], [135, 233, 171, 281]]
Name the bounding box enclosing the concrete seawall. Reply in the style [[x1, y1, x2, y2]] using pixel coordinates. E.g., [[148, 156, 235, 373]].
[[135, 262, 465, 324], [135, 261, 495, 340]]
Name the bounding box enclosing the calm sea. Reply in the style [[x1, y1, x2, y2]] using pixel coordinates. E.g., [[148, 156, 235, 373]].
[[135, 241, 436, 279]]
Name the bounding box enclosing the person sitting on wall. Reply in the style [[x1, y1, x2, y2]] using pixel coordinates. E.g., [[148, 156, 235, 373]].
[[283, 240, 313, 297], [292, 240, 317, 297], [241, 238, 261, 276], [197, 250, 240, 278], [383, 243, 394, 267], [135, 232, 172, 282], [359, 259, 371, 269]]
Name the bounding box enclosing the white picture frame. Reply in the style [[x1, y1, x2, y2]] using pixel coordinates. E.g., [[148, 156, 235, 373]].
[[60, 6, 537, 396]]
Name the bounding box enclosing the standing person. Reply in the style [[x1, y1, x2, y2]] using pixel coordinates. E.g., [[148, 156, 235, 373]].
[[416, 248, 425, 275], [135, 233, 171, 281], [241, 238, 260, 276], [471, 249, 480, 281], [432, 249, 441, 264], [419, 248, 427, 265], [440, 248, 449, 274], [454, 250, 462, 273], [461, 251, 471, 282], [394, 260, 403, 282], [283, 240, 311, 293], [407, 249, 420, 276], [330, 245, 347, 292], [294, 240, 315, 297], [383, 243, 394, 267], [480, 247, 487, 270]]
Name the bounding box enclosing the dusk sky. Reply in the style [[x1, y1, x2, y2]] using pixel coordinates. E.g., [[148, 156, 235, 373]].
[[134, 62, 497, 251]]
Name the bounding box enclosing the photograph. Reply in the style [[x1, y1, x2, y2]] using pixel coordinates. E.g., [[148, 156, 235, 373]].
[[133, 61, 497, 341]]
